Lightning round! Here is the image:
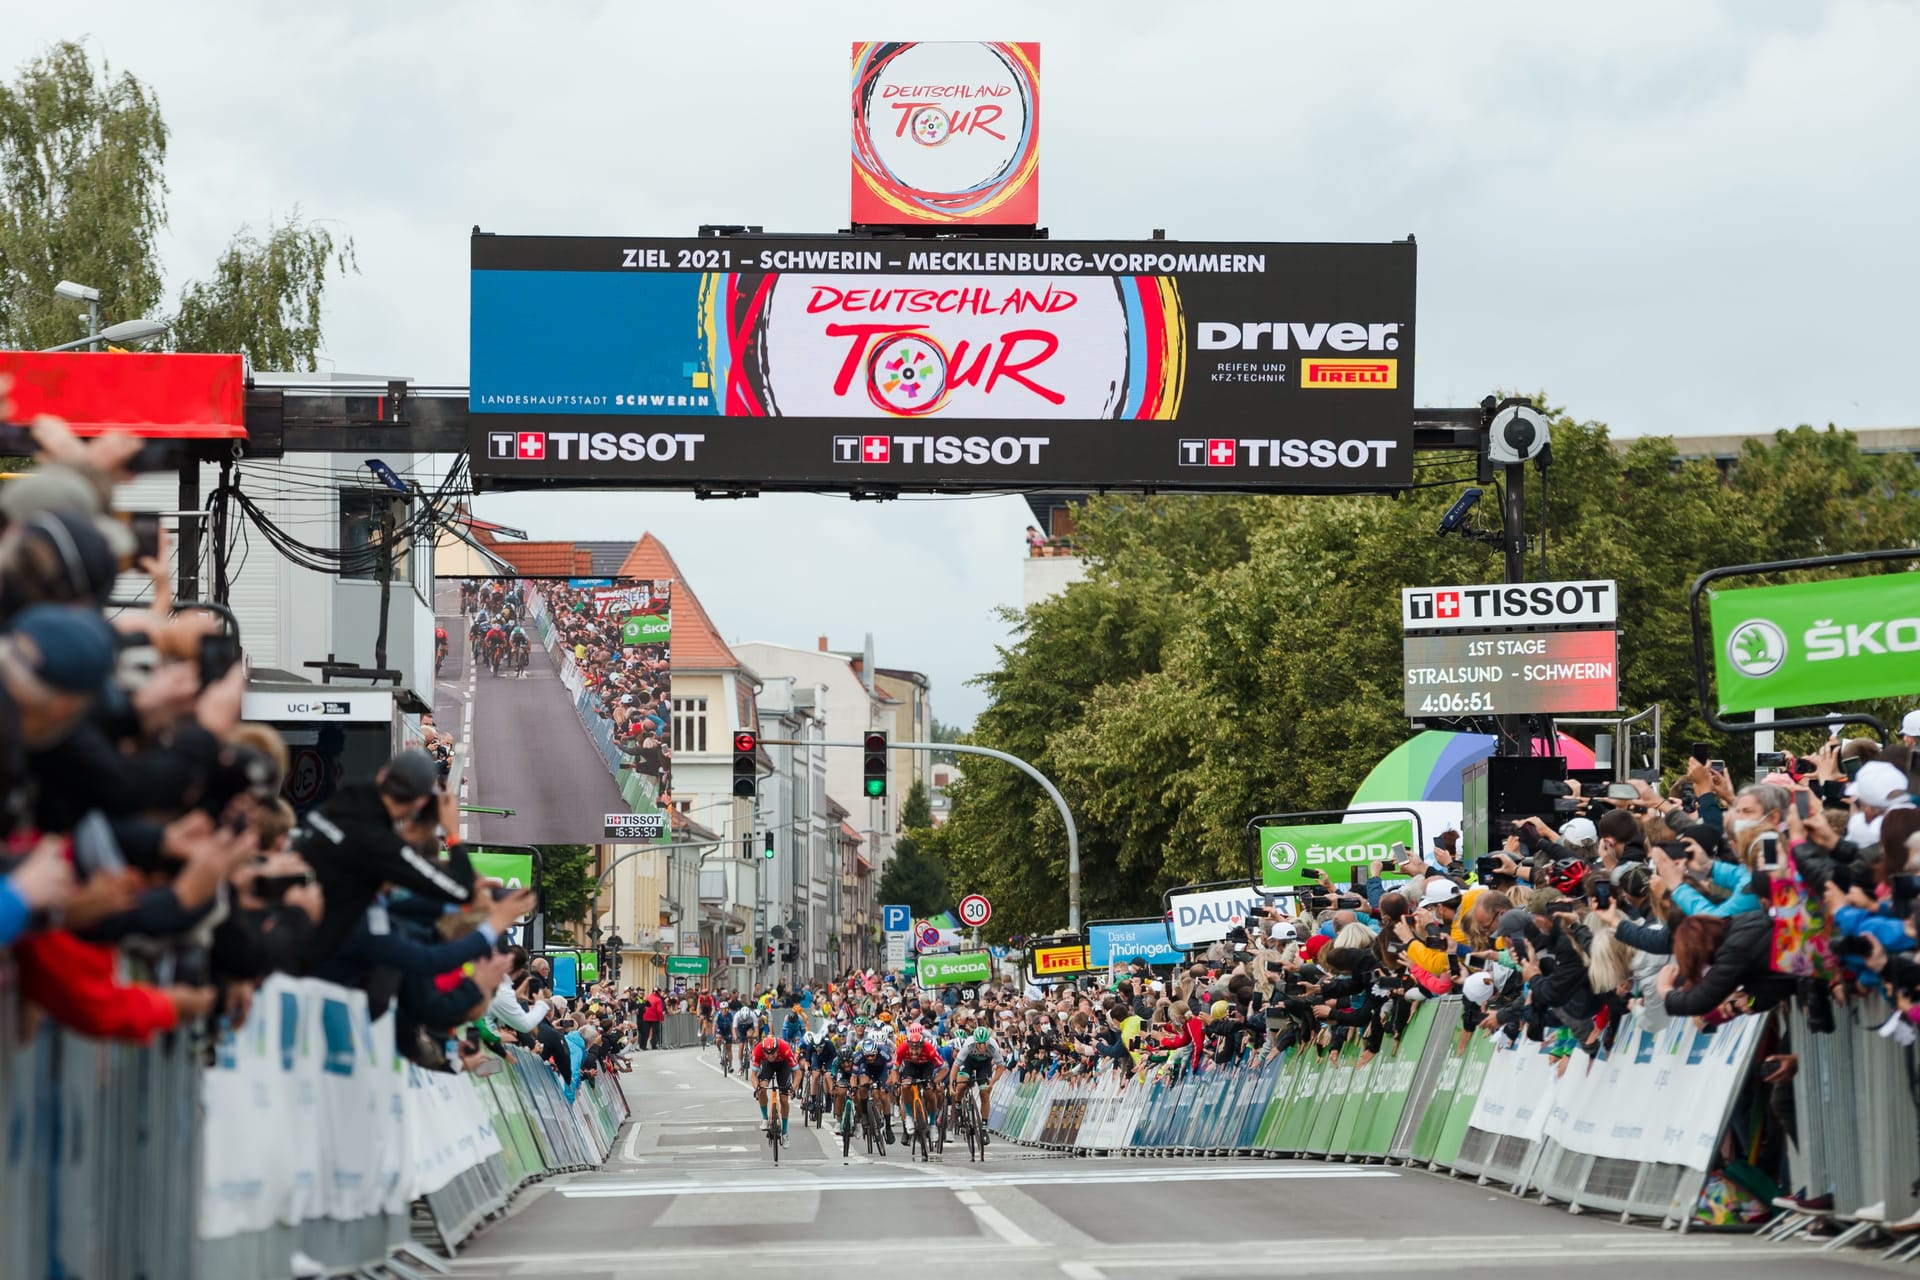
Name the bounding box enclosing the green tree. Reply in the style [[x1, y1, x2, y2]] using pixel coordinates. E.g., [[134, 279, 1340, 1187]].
[[0, 41, 352, 367], [534, 843, 597, 943], [941, 406, 1920, 935], [877, 826, 948, 917], [899, 779, 932, 828], [928, 716, 967, 744]]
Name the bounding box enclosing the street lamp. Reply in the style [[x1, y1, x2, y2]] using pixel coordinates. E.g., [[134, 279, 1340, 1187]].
[[41, 317, 170, 354], [53, 280, 100, 348]]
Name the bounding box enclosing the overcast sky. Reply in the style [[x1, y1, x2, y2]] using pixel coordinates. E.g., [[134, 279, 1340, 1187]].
[[14, 2, 1917, 725]]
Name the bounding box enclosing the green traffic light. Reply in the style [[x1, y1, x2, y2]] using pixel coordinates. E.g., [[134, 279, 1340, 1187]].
[[864, 778, 885, 797]]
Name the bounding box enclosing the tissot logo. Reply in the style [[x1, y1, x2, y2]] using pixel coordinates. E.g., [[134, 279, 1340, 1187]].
[[1180, 438, 1400, 469], [487, 432, 516, 460], [517, 432, 546, 460], [829, 435, 1052, 466]]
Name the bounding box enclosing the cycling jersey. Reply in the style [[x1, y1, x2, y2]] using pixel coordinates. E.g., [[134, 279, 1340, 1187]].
[[715, 1009, 734, 1039], [780, 1016, 806, 1045], [815, 1039, 840, 1069], [511, 628, 528, 645], [753, 1039, 798, 1070]]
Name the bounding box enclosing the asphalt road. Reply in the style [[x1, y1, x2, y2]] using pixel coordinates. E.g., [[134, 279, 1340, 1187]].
[[434, 580, 629, 845], [445, 1047, 1892, 1280]]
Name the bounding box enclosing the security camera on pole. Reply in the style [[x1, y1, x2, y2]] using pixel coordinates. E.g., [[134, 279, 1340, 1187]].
[[1486, 399, 1551, 758]]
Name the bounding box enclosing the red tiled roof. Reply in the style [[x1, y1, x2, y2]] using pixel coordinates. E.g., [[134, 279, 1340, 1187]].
[[615, 533, 741, 671], [490, 540, 583, 577]]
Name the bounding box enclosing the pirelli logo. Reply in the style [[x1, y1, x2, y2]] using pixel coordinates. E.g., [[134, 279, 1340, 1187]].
[[1301, 358, 1398, 389], [1032, 945, 1089, 975]]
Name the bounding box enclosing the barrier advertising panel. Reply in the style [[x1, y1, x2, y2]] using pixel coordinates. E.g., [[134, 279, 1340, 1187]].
[[1087, 919, 1181, 967], [468, 234, 1417, 492], [1258, 817, 1415, 887], [919, 951, 992, 985], [1708, 571, 1920, 714], [851, 41, 1040, 227], [1166, 884, 1287, 948]]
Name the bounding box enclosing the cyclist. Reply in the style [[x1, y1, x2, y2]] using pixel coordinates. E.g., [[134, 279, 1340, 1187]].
[[468, 612, 489, 664], [751, 1030, 799, 1137], [510, 623, 531, 675], [780, 1004, 807, 1047], [484, 622, 507, 675], [853, 1033, 895, 1144], [433, 625, 449, 674], [713, 1000, 735, 1070], [697, 989, 716, 1045], [732, 1001, 758, 1063], [823, 1028, 855, 1129], [892, 1022, 944, 1146], [949, 1026, 1002, 1147]]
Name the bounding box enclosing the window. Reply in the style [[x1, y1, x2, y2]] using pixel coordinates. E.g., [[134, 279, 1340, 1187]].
[[671, 697, 708, 753], [338, 490, 410, 583]]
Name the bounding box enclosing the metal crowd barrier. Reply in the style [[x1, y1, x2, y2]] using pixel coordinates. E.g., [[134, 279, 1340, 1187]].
[[989, 996, 1774, 1231], [1780, 993, 1920, 1238], [1, 960, 201, 1280]]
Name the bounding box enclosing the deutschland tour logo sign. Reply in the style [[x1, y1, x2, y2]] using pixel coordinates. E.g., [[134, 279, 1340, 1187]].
[[1709, 571, 1920, 714]]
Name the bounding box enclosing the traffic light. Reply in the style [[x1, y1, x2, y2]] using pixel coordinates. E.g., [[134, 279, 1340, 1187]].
[[765, 942, 777, 965], [863, 731, 888, 798], [732, 730, 758, 798], [763, 831, 775, 860]]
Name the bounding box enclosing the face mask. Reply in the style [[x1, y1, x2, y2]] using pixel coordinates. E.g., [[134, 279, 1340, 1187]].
[[1847, 811, 1884, 847], [1732, 816, 1767, 836]]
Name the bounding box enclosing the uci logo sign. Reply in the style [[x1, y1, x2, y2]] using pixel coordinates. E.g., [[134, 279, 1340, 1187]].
[[1265, 840, 1300, 874], [1726, 619, 1787, 678]]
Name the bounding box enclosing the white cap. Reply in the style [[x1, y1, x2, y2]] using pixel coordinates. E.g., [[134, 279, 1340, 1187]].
[[1463, 972, 1496, 1005], [1268, 921, 1298, 942], [1557, 817, 1598, 848], [1849, 760, 1914, 811], [1902, 710, 1920, 738], [1420, 879, 1463, 908]]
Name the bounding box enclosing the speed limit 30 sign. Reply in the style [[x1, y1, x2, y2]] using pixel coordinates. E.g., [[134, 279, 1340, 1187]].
[[958, 894, 992, 928]]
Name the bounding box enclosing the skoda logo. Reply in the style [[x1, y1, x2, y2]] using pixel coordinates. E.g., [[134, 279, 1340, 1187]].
[[1726, 619, 1788, 678], [1266, 840, 1300, 874]]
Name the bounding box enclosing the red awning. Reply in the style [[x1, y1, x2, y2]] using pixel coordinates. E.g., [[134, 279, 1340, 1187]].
[[0, 351, 246, 439]]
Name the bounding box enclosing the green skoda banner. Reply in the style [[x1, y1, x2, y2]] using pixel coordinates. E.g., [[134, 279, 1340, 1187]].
[[577, 950, 599, 983], [1709, 572, 1920, 714], [919, 951, 992, 985], [622, 614, 671, 646], [469, 850, 534, 890], [1259, 818, 1415, 887]]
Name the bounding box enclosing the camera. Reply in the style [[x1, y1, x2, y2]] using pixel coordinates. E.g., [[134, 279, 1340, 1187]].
[[1756, 751, 1790, 769], [1833, 935, 1875, 960], [1475, 855, 1502, 880]]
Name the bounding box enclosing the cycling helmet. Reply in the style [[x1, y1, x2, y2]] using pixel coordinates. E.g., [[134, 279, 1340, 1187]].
[[1551, 859, 1589, 896], [761, 1029, 777, 1045], [801, 1032, 815, 1048], [907, 1024, 925, 1042], [972, 1027, 992, 1045], [853, 1016, 868, 1028]]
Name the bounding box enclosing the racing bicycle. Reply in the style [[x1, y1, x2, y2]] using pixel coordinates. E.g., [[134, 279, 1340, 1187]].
[[952, 1086, 985, 1163], [901, 1079, 939, 1163]]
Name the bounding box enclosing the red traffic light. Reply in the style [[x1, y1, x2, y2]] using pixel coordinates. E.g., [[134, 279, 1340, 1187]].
[[862, 731, 886, 753], [734, 731, 758, 754]]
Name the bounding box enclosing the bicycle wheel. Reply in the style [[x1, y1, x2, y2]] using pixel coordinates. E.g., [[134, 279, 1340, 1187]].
[[840, 1098, 855, 1158], [963, 1094, 982, 1163], [912, 1090, 931, 1162]]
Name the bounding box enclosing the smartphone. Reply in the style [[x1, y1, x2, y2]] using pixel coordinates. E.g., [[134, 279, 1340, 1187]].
[[128, 513, 162, 562], [1605, 783, 1640, 800], [1756, 831, 1782, 874], [1690, 742, 1711, 765], [1756, 751, 1790, 769], [1592, 881, 1612, 909], [1708, 759, 1727, 775], [1349, 865, 1364, 890], [1842, 756, 1864, 782], [198, 633, 241, 687]]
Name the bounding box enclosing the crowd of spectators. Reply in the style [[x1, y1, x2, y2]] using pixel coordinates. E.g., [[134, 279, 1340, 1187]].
[[0, 391, 632, 1117], [521, 579, 671, 795]]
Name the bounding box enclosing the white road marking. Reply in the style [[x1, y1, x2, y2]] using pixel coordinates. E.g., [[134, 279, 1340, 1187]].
[[1059, 1264, 1107, 1280], [967, 1200, 1040, 1247], [559, 1166, 1395, 1200], [622, 1121, 645, 1164]]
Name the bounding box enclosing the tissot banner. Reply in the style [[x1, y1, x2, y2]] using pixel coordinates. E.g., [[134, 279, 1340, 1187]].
[[851, 41, 1040, 227], [468, 234, 1416, 491], [1708, 571, 1920, 714]]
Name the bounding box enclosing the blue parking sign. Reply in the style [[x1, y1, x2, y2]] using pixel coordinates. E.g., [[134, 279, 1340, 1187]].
[[882, 904, 911, 932]]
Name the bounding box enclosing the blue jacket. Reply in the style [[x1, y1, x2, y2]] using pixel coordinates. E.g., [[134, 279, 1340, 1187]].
[[1833, 905, 1917, 953], [564, 1030, 587, 1102], [1672, 862, 1761, 919]]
